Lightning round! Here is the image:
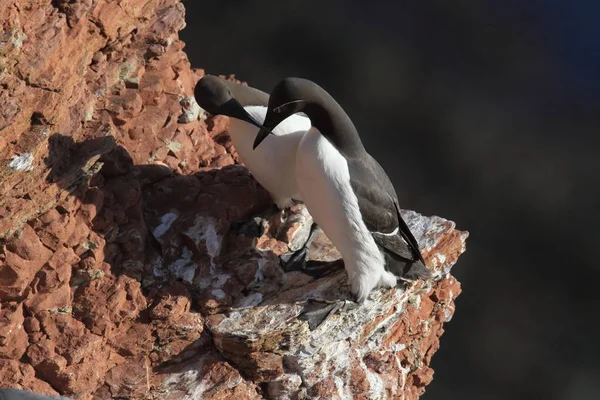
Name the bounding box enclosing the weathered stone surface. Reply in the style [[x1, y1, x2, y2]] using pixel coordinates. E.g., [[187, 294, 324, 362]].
[[1, 224, 53, 299], [0, 302, 28, 360], [206, 211, 466, 399], [153, 351, 263, 400], [0, 0, 468, 399], [0, 360, 61, 396], [0, 0, 210, 238], [102, 355, 150, 398]]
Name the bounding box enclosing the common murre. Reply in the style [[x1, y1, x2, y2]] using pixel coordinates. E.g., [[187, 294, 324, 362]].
[[254, 77, 432, 302]]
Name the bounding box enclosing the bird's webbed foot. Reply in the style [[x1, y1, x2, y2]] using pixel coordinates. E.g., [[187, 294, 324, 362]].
[[231, 203, 280, 237]]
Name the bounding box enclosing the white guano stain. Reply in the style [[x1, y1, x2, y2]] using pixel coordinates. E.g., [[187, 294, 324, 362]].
[[11, 32, 26, 47], [184, 216, 222, 272], [8, 153, 34, 171], [198, 273, 231, 290], [167, 247, 197, 283], [178, 95, 202, 123], [153, 211, 179, 239], [363, 358, 385, 399], [250, 258, 265, 287], [211, 289, 226, 300]]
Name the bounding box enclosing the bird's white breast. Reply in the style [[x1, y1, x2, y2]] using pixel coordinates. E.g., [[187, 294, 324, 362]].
[[228, 106, 311, 209], [295, 127, 396, 301]]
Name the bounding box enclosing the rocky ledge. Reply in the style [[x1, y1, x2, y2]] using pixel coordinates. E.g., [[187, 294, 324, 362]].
[[0, 0, 468, 399]]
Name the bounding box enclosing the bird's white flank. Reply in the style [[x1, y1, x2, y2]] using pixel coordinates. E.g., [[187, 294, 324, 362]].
[[296, 127, 397, 301]]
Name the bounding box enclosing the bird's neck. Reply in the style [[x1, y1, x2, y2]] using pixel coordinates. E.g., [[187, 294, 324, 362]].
[[305, 102, 365, 157], [220, 79, 269, 107]]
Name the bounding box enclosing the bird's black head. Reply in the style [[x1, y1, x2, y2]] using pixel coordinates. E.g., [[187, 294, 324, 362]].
[[253, 78, 318, 149], [193, 75, 233, 114], [193, 75, 266, 130], [253, 78, 363, 155], [268, 77, 321, 115]]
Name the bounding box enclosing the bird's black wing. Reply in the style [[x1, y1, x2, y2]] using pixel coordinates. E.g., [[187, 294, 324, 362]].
[[348, 154, 424, 263], [370, 231, 415, 260], [347, 155, 397, 233], [392, 201, 426, 265]]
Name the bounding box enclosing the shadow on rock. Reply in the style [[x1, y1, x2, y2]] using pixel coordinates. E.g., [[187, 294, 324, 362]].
[[41, 132, 280, 304], [1, 132, 466, 398], [0, 130, 466, 399], [20, 132, 336, 396], [13, 133, 297, 395]]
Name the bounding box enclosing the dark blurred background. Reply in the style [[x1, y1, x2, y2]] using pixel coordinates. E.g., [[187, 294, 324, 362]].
[[180, 1, 600, 399]]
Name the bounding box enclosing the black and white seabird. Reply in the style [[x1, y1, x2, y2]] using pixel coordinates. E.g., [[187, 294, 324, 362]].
[[254, 78, 432, 302], [194, 75, 311, 209], [194, 76, 320, 271]]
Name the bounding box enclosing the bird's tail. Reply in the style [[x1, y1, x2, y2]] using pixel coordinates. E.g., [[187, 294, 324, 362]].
[[382, 247, 432, 281]]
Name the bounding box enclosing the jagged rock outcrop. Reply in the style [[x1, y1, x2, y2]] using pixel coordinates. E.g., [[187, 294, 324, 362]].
[[0, 1, 468, 399]]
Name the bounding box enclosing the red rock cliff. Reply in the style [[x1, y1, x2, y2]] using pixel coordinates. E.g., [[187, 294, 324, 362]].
[[0, 1, 468, 398]]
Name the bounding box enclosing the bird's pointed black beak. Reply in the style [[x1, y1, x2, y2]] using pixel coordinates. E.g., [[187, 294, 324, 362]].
[[219, 98, 265, 131], [253, 107, 279, 150], [252, 129, 271, 150], [253, 99, 309, 150]]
